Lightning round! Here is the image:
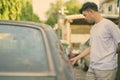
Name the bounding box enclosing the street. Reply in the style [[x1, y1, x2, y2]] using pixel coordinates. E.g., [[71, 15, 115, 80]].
[[73, 66, 87, 80]]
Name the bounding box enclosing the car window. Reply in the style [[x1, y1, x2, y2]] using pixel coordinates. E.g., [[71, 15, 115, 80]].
[[0, 25, 49, 73]]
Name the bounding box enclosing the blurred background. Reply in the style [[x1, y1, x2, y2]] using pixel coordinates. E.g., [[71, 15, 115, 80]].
[[0, 0, 120, 79]]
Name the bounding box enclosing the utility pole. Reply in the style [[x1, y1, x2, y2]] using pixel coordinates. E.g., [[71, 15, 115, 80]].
[[56, 0, 63, 39], [59, 6, 68, 40], [56, 0, 68, 40]]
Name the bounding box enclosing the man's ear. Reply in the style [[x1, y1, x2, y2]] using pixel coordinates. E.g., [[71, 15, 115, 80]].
[[89, 9, 95, 13], [88, 9, 94, 15]]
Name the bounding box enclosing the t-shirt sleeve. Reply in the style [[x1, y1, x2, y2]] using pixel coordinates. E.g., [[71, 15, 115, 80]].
[[108, 22, 120, 44]]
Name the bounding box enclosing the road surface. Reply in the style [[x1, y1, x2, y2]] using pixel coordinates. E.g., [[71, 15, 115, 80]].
[[73, 66, 87, 80]]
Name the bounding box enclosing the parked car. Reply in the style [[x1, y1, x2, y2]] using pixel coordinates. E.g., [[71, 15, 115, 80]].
[[0, 20, 77, 80]]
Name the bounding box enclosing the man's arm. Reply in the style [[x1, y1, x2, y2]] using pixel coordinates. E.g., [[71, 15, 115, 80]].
[[116, 43, 120, 54], [70, 47, 90, 65]]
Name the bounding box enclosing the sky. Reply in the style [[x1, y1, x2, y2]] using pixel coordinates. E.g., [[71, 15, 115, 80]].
[[32, 0, 100, 21], [32, 0, 57, 21]]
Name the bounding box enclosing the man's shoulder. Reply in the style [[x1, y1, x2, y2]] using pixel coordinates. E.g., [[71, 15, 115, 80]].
[[103, 18, 114, 24]]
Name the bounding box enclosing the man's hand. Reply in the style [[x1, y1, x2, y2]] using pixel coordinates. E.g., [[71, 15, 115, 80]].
[[70, 47, 90, 66], [70, 57, 78, 66]]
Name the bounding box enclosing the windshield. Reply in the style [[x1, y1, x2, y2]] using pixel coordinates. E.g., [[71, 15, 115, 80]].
[[0, 25, 49, 73]]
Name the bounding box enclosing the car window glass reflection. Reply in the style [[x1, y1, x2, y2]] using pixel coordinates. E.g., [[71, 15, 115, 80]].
[[0, 25, 49, 73]]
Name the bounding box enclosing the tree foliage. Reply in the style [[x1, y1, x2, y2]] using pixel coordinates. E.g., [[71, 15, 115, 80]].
[[0, 0, 22, 20], [45, 0, 83, 27], [20, 1, 40, 22], [45, 3, 58, 27], [0, 0, 40, 22], [65, 0, 83, 15]]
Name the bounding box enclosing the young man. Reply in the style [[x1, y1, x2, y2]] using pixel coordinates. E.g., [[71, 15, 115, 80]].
[[70, 2, 120, 80]]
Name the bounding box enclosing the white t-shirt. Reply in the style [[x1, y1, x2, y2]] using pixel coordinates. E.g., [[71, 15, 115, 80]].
[[90, 18, 120, 70]]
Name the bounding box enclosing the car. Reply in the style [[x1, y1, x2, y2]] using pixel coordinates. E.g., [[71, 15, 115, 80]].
[[0, 20, 77, 80]]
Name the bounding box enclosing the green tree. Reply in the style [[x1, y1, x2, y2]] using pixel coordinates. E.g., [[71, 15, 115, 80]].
[[65, 0, 83, 15], [45, 3, 58, 27], [20, 1, 40, 22], [0, 0, 22, 20], [45, 0, 83, 27], [0, 0, 40, 22]]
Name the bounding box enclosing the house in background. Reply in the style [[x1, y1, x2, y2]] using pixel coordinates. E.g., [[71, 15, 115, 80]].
[[63, 14, 92, 49], [100, 0, 119, 26], [100, 0, 119, 16]]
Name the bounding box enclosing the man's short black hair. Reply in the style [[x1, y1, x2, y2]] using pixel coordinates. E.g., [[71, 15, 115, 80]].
[[79, 2, 98, 14]]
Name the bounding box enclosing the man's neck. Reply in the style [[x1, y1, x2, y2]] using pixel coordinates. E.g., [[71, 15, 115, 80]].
[[94, 12, 103, 23]]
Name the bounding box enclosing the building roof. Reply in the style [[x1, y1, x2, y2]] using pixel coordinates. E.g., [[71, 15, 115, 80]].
[[65, 14, 119, 25]]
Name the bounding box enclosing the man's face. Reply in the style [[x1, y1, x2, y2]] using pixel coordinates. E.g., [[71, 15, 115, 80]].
[[82, 10, 95, 24]]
